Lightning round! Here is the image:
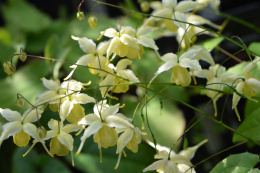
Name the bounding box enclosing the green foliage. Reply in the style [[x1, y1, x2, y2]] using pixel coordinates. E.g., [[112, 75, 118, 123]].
[[210, 152, 259, 173], [12, 146, 71, 173], [233, 107, 260, 142]]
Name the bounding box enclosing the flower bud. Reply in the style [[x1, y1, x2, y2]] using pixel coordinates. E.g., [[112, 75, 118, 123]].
[[19, 53, 27, 62], [77, 11, 84, 21], [88, 16, 98, 29], [140, 1, 150, 12], [16, 97, 24, 108], [3, 61, 16, 75]]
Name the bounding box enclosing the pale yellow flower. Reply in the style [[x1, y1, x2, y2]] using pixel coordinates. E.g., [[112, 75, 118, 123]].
[[0, 108, 43, 147], [77, 101, 133, 163]]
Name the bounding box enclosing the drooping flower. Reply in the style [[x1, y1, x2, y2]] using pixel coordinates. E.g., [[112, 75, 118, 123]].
[[194, 64, 227, 116], [0, 108, 43, 147], [65, 36, 113, 80], [77, 101, 133, 163], [149, 46, 214, 87], [222, 58, 260, 121], [44, 119, 80, 156], [99, 59, 140, 99], [143, 139, 208, 173], [115, 127, 146, 169]]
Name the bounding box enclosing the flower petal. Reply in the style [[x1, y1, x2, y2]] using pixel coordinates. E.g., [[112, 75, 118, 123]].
[[117, 69, 140, 83], [106, 115, 134, 129], [175, 1, 199, 12], [0, 108, 21, 122], [58, 131, 74, 151], [42, 77, 60, 91], [116, 128, 134, 153], [0, 121, 22, 146], [22, 109, 43, 124], [71, 93, 95, 104], [143, 160, 167, 172], [78, 37, 96, 54], [180, 58, 202, 71], [23, 123, 39, 140], [137, 35, 159, 50]]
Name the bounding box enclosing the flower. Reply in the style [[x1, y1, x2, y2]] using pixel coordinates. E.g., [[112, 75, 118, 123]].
[[99, 59, 140, 99], [77, 101, 133, 163], [149, 46, 214, 87], [143, 139, 208, 173], [194, 64, 227, 116], [115, 127, 146, 169], [0, 108, 43, 147], [65, 36, 113, 80], [44, 119, 80, 157], [222, 58, 260, 121]]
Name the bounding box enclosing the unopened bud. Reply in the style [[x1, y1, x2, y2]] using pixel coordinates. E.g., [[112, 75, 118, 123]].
[[37, 126, 47, 139], [3, 61, 16, 75], [140, 1, 150, 12], [19, 53, 27, 62], [77, 11, 84, 20], [16, 97, 24, 108], [88, 16, 98, 29]]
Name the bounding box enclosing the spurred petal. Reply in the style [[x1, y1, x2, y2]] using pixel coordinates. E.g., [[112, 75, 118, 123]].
[[0, 108, 21, 122], [78, 37, 96, 54]]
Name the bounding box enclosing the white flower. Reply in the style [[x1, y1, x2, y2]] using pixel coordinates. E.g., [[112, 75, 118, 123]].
[[222, 58, 260, 121], [0, 108, 43, 147], [99, 59, 140, 99], [150, 46, 214, 87], [143, 139, 208, 173], [65, 36, 113, 80], [77, 101, 133, 163]]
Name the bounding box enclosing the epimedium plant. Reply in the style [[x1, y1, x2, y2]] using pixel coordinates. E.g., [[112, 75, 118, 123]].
[[1, 0, 260, 172]]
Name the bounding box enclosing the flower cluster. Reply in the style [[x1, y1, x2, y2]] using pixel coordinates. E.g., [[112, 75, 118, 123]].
[[1, 0, 260, 172]]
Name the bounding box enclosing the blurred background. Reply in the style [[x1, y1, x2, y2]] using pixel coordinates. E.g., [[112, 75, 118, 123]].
[[0, 0, 260, 172]]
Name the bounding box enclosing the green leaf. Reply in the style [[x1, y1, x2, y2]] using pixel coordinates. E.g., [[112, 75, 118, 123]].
[[244, 93, 260, 118], [12, 146, 71, 173], [233, 107, 260, 142], [2, 0, 51, 33], [199, 37, 224, 51], [225, 61, 250, 77], [210, 152, 259, 173], [44, 35, 71, 79], [249, 42, 260, 57]]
